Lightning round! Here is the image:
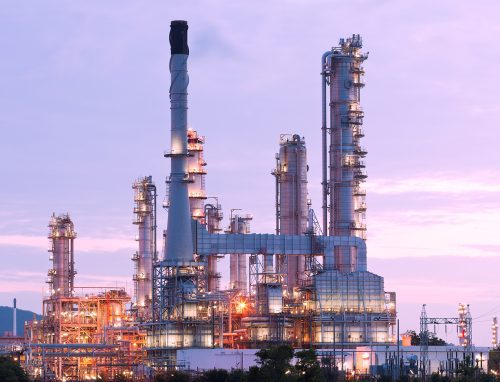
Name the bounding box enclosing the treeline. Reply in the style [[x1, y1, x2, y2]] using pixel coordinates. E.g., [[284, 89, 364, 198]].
[[0, 357, 30, 382], [155, 345, 327, 382]]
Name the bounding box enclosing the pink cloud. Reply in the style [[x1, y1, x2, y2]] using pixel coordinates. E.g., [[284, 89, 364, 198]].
[[0, 234, 135, 252]]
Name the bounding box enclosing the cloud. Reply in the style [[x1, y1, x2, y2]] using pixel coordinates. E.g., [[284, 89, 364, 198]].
[[0, 269, 131, 295], [0, 234, 135, 252], [0, 270, 47, 293], [368, 174, 500, 195]]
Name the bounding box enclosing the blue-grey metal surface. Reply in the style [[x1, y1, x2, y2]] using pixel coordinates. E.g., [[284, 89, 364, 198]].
[[165, 52, 195, 264], [193, 221, 367, 271]]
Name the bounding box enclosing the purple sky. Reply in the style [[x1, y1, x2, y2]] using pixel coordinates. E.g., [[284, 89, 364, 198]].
[[1, 0, 499, 345]]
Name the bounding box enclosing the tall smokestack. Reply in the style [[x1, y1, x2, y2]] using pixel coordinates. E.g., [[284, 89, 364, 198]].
[[13, 298, 17, 337], [165, 20, 194, 265]]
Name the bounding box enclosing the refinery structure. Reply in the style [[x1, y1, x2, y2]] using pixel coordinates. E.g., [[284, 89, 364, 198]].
[[12, 20, 485, 381], [144, 20, 396, 367]]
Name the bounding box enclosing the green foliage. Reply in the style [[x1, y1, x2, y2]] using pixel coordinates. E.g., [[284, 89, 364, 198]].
[[488, 350, 500, 374], [430, 373, 441, 382], [320, 356, 338, 382], [228, 369, 247, 382], [155, 370, 191, 382], [196, 369, 229, 382], [255, 344, 296, 382], [407, 330, 447, 346], [295, 349, 324, 382], [0, 356, 30, 382], [246, 366, 261, 382]]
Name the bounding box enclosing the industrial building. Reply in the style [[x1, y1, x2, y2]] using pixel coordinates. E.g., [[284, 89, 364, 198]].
[[17, 19, 489, 381], [24, 214, 145, 380], [143, 20, 396, 368]]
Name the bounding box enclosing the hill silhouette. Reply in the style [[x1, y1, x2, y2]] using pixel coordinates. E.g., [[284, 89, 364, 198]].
[[0, 306, 41, 337]]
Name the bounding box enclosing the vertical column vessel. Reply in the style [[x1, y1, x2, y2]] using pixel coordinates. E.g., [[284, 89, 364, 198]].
[[132, 176, 157, 320], [47, 213, 76, 297]]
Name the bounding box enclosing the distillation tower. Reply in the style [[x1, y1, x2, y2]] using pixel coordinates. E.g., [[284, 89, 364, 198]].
[[187, 129, 207, 220], [273, 134, 309, 293], [205, 199, 223, 291], [322, 35, 367, 265], [132, 176, 157, 320], [228, 213, 253, 293], [47, 213, 76, 297], [304, 34, 394, 344], [186, 129, 223, 292]]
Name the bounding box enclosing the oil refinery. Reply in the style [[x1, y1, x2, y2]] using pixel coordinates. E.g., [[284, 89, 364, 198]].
[[5, 20, 486, 380]]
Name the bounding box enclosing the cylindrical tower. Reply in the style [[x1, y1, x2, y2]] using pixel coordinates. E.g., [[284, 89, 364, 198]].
[[47, 213, 76, 297], [206, 201, 223, 291], [228, 214, 252, 293], [12, 298, 17, 337], [493, 317, 498, 348], [273, 134, 308, 291], [187, 129, 207, 220], [164, 20, 194, 265], [327, 35, 367, 272], [132, 176, 157, 320], [458, 303, 472, 350]]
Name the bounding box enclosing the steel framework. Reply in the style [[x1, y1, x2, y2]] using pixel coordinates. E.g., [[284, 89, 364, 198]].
[[419, 304, 473, 380]]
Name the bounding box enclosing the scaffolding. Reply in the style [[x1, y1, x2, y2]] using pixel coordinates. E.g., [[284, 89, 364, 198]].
[[25, 287, 145, 380]]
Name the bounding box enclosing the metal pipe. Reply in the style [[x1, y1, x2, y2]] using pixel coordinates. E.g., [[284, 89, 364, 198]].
[[321, 50, 335, 236], [193, 220, 367, 271], [274, 153, 280, 235]]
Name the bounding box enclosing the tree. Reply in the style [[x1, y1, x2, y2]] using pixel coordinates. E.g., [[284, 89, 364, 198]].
[[246, 366, 261, 382], [228, 369, 248, 382], [488, 347, 500, 375], [0, 356, 30, 382], [320, 357, 337, 382], [199, 369, 229, 382], [407, 330, 447, 346], [255, 344, 295, 382], [295, 349, 324, 382], [155, 370, 191, 382]]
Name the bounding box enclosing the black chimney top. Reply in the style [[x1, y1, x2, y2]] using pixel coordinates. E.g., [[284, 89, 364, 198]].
[[170, 20, 189, 55]]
